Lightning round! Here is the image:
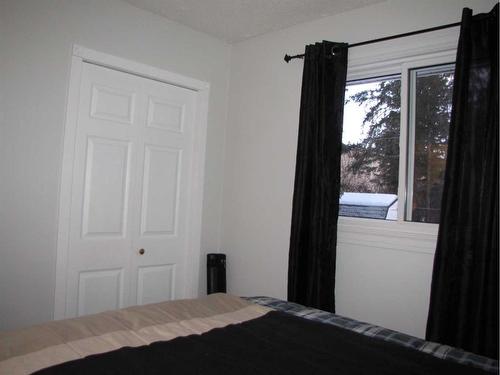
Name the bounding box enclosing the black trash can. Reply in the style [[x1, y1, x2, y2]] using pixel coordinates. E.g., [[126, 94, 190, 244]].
[[207, 253, 226, 294]]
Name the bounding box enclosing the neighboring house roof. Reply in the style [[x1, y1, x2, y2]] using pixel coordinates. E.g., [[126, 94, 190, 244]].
[[339, 193, 398, 220]]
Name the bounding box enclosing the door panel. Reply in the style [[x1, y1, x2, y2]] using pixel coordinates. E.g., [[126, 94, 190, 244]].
[[78, 268, 124, 316], [146, 96, 184, 132], [64, 62, 197, 317], [90, 84, 136, 125], [140, 146, 181, 236], [82, 137, 131, 237], [136, 264, 175, 305]]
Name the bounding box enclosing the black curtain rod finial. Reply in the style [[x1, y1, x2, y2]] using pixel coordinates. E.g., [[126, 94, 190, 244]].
[[284, 53, 305, 63]]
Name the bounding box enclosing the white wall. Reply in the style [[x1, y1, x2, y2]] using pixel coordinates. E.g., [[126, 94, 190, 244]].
[[221, 0, 497, 338], [0, 0, 231, 330]]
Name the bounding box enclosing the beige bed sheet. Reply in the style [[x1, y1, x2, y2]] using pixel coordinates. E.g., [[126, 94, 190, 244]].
[[0, 293, 270, 375]]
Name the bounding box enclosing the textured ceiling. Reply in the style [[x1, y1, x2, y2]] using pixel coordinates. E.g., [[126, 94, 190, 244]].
[[123, 0, 386, 43]]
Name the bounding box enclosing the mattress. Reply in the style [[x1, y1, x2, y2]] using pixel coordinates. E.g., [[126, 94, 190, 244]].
[[247, 296, 499, 373], [0, 294, 270, 374], [0, 294, 497, 374]]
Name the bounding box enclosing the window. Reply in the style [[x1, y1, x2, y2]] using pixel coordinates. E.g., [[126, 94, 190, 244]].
[[341, 76, 401, 220], [340, 63, 454, 224], [408, 65, 454, 223]]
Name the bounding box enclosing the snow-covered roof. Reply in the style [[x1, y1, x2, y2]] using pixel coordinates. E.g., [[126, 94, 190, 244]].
[[339, 192, 397, 207]]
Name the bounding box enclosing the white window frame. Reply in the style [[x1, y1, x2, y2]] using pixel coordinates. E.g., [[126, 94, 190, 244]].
[[337, 30, 458, 252]]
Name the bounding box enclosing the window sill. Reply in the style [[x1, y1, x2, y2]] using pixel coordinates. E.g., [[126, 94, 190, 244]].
[[337, 217, 438, 255]]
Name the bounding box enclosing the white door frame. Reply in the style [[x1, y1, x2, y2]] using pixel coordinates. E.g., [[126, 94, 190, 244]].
[[54, 45, 210, 320]]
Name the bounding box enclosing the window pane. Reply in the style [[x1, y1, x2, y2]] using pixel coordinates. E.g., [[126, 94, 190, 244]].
[[340, 76, 401, 220], [410, 66, 454, 223]]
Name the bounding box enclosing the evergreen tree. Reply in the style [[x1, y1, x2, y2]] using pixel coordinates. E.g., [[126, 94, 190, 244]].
[[343, 71, 453, 216], [346, 79, 401, 193]]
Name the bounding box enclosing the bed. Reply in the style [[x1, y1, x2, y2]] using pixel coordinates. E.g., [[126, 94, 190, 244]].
[[0, 293, 497, 374]]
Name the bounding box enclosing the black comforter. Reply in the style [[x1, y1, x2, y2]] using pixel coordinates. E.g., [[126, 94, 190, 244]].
[[35, 311, 488, 374]]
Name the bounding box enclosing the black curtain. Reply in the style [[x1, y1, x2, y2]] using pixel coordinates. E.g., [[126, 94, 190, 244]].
[[426, 5, 499, 359], [288, 41, 348, 312]]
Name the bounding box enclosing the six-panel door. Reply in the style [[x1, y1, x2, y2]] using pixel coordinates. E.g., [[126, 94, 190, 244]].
[[65, 62, 196, 317]]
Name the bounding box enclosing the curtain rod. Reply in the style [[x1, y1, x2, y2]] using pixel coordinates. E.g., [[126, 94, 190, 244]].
[[284, 21, 461, 63]]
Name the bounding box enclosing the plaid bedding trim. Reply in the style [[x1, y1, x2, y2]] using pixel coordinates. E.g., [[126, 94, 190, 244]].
[[245, 296, 499, 373]]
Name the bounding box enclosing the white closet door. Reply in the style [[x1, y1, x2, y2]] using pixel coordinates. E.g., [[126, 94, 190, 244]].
[[64, 62, 196, 317], [129, 74, 196, 306]]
